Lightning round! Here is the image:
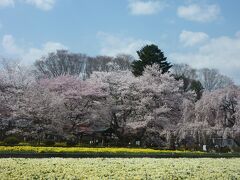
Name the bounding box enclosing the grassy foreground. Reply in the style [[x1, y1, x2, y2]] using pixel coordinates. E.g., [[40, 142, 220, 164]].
[[0, 158, 239, 179]]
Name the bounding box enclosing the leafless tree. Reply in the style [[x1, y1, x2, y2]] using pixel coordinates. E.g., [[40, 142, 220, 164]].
[[171, 63, 197, 80], [34, 50, 88, 79], [34, 51, 132, 79], [198, 68, 233, 91]]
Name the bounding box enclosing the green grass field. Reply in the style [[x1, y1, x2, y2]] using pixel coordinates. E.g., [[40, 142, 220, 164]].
[[0, 158, 239, 179]]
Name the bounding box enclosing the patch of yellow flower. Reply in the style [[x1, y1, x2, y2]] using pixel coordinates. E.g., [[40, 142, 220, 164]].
[[0, 146, 204, 154]]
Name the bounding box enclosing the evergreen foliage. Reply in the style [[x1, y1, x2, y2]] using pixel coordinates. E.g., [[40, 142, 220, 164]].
[[132, 44, 172, 76]]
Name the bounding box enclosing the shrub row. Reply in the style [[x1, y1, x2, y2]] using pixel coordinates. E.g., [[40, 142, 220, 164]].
[[1, 136, 78, 147]]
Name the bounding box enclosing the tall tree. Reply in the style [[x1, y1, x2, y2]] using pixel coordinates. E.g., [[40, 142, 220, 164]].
[[179, 85, 240, 146], [175, 75, 203, 100], [198, 68, 233, 91], [34, 50, 88, 79], [93, 64, 190, 147], [34, 51, 132, 79], [171, 63, 197, 80], [131, 44, 172, 76]]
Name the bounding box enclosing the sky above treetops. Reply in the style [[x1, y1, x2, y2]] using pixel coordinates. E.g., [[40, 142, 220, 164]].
[[0, 0, 240, 83]]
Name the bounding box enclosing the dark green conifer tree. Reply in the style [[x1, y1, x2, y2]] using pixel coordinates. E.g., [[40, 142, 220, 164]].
[[132, 44, 172, 76]]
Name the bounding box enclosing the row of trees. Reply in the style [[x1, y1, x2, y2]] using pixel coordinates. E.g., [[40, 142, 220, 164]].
[[0, 44, 239, 148], [34, 50, 133, 79], [171, 63, 233, 91]]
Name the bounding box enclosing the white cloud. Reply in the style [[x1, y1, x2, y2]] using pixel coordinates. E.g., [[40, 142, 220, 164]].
[[235, 31, 240, 38], [0, 0, 55, 10], [23, 0, 55, 11], [97, 32, 151, 57], [171, 32, 240, 84], [179, 30, 209, 47], [2, 34, 23, 54], [128, 0, 166, 15], [177, 4, 220, 22], [2, 34, 67, 64], [0, 0, 14, 7], [22, 41, 67, 64]]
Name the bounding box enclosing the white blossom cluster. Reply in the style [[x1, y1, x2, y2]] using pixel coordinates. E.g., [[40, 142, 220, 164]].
[[0, 158, 239, 179], [1, 61, 240, 147]]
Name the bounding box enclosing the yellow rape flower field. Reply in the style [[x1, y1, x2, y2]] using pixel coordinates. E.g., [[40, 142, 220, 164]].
[[0, 158, 239, 179], [0, 146, 203, 154]]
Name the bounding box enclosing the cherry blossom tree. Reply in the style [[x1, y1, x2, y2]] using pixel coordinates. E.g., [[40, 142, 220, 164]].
[[179, 85, 240, 146], [0, 59, 35, 140], [39, 75, 110, 139], [91, 64, 192, 147], [1, 57, 240, 148]]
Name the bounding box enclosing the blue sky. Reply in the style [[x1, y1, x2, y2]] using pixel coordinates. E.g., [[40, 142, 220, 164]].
[[0, 0, 240, 83]]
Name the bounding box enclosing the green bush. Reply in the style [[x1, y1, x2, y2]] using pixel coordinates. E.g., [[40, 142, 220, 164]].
[[232, 147, 240, 152], [18, 142, 30, 146], [44, 140, 55, 146], [66, 139, 78, 147], [28, 141, 39, 146], [0, 141, 4, 146], [219, 146, 231, 153], [54, 142, 67, 147], [4, 136, 20, 146]]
